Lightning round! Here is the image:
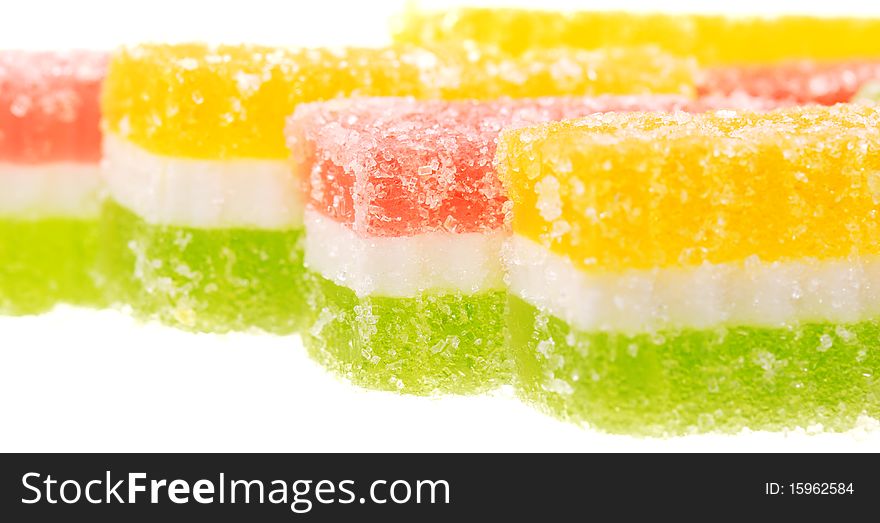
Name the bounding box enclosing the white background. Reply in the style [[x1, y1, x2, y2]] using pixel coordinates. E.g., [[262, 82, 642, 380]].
[[2, 0, 879, 452]]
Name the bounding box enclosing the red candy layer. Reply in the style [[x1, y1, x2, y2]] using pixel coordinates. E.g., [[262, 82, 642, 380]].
[[0, 50, 107, 164], [288, 95, 788, 238], [699, 61, 880, 105]]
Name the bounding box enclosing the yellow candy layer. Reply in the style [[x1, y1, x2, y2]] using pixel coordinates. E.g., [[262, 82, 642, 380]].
[[497, 104, 880, 272], [102, 43, 695, 160], [103, 44, 424, 160], [395, 8, 880, 65]]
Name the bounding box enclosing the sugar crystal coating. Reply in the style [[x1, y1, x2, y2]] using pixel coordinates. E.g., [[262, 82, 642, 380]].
[[498, 103, 880, 271], [288, 95, 779, 238], [512, 296, 880, 435], [699, 61, 880, 105], [0, 50, 106, 164], [102, 44, 428, 160], [306, 276, 508, 395], [102, 43, 695, 160], [395, 7, 880, 65], [99, 201, 308, 334]]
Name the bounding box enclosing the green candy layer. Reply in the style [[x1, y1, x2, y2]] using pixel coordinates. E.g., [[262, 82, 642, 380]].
[[511, 296, 880, 435], [100, 200, 309, 334], [304, 271, 511, 395], [0, 217, 104, 314]]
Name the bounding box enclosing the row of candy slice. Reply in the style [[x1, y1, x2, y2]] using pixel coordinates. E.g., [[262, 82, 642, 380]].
[[2, 43, 880, 432], [395, 7, 880, 65], [9, 32, 880, 318], [0, 50, 107, 314], [498, 103, 880, 435], [284, 95, 786, 395], [397, 8, 880, 104], [97, 42, 695, 334], [10, 42, 880, 322], [283, 97, 880, 431], [11, 7, 880, 318]]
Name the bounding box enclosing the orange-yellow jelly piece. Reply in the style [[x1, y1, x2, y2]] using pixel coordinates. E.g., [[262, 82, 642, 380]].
[[498, 104, 880, 271], [101, 43, 695, 160], [395, 7, 880, 65]]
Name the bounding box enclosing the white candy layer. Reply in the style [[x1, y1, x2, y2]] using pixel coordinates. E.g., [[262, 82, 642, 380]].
[[0, 162, 101, 219], [507, 235, 880, 333], [305, 209, 504, 297], [103, 133, 303, 229]]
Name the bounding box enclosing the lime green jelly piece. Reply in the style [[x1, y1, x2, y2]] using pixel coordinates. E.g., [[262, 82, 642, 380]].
[[303, 272, 511, 395], [100, 200, 308, 334], [510, 296, 879, 435], [0, 216, 104, 314]]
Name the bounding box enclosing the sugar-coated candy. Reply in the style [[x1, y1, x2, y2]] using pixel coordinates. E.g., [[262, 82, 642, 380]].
[[287, 94, 786, 394], [100, 43, 695, 333], [0, 51, 107, 314], [396, 7, 880, 65], [498, 104, 880, 433], [103, 43, 695, 159], [700, 61, 880, 104]]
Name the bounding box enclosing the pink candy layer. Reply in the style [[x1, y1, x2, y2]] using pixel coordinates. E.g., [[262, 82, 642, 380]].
[[699, 61, 880, 105], [0, 50, 107, 164], [288, 95, 788, 238]]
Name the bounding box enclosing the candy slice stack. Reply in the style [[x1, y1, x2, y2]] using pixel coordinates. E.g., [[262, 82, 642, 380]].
[[100, 43, 436, 333], [100, 42, 695, 334], [101, 44, 315, 333], [0, 50, 107, 314], [498, 103, 880, 434], [396, 7, 880, 64], [286, 94, 784, 394]]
